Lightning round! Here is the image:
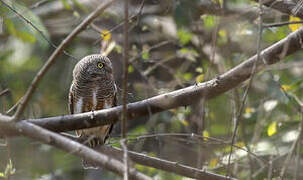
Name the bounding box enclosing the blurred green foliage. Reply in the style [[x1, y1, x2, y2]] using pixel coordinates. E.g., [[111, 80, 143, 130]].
[[0, 0, 303, 179]]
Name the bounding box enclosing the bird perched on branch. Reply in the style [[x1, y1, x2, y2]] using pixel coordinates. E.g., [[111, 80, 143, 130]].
[[69, 54, 117, 169]]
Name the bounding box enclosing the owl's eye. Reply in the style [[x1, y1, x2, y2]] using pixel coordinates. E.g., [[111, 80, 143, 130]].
[[97, 62, 104, 69]]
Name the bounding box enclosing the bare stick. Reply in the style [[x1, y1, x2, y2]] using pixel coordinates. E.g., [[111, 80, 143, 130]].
[[0, 89, 10, 97], [122, 0, 129, 138], [263, 21, 303, 28], [227, 0, 264, 177], [121, 139, 129, 180], [12, 0, 116, 121], [99, 146, 235, 180]]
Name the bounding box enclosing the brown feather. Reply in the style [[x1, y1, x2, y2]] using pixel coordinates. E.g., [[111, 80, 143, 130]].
[[68, 54, 117, 169]]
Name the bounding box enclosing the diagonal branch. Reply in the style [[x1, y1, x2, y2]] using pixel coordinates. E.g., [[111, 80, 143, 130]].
[[2, 120, 151, 180], [9, 27, 302, 133], [255, 0, 303, 19], [12, 0, 116, 121]]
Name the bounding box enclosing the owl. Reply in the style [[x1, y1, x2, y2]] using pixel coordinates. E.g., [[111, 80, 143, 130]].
[[69, 54, 117, 168]]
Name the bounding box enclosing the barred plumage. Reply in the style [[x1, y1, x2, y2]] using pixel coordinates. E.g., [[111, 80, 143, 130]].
[[69, 54, 117, 169]]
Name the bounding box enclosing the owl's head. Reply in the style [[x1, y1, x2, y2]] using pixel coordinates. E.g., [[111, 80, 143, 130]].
[[73, 54, 114, 81]]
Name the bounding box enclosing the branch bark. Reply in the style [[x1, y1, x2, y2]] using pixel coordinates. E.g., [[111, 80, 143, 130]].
[[1, 119, 151, 180], [8, 27, 302, 134]]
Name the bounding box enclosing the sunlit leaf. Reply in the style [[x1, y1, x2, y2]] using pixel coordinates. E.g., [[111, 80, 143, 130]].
[[177, 48, 198, 61], [180, 120, 189, 126], [245, 107, 255, 114], [73, 11, 80, 18], [142, 51, 149, 60], [195, 74, 204, 83], [208, 158, 218, 169], [281, 84, 292, 91], [267, 121, 277, 136], [128, 65, 134, 73], [177, 29, 193, 45], [195, 67, 203, 73], [289, 16, 302, 32], [203, 15, 215, 30], [0, 172, 4, 177], [202, 130, 209, 141], [235, 142, 245, 148], [218, 29, 227, 37], [244, 107, 255, 119], [101, 30, 111, 41], [183, 73, 192, 81]]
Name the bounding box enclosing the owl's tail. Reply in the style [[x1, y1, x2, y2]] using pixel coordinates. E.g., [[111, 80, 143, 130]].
[[82, 136, 104, 169]]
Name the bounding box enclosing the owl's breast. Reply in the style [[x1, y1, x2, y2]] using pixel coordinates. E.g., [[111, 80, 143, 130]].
[[72, 82, 116, 113]]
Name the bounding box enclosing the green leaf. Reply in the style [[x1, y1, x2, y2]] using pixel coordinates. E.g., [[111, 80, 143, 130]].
[[203, 15, 215, 30], [16, 30, 36, 43], [61, 0, 72, 10], [141, 51, 149, 60], [267, 121, 277, 136], [128, 65, 134, 73], [183, 73, 192, 81], [0, 172, 4, 177], [177, 29, 193, 45], [3, 1, 49, 46], [195, 74, 204, 83], [4, 19, 16, 35]]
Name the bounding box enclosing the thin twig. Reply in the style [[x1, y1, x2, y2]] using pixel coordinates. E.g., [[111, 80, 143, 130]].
[[227, 0, 264, 177], [121, 139, 129, 180], [91, 0, 146, 43], [0, 0, 78, 61], [122, 0, 129, 138], [279, 103, 303, 179], [99, 145, 235, 180], [0, 89, 10, 97], [263, 21, 303, 28], [12, 0, 116, 121]]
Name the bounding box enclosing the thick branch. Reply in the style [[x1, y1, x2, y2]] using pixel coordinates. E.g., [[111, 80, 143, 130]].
[[13, 27, 303, 133], [3, 120, 151, 180], [13, 0, 116, 120]]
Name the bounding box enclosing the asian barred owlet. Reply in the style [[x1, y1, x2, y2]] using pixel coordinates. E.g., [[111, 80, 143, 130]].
[[69, 54, 117, 168]]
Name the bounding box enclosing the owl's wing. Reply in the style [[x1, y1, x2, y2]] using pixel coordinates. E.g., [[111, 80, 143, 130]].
[[68, 86, 74, 114]]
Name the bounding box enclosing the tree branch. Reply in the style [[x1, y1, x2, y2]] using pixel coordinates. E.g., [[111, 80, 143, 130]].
[[99, 146, 235, 180], [256, 0, 303, 19], [7, 27, 300, 133], [12, 0, 116, 120], [1, 119, 151, 180]]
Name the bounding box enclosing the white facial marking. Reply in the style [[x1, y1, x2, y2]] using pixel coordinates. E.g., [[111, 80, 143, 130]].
[[75, 97, 83, 113]]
